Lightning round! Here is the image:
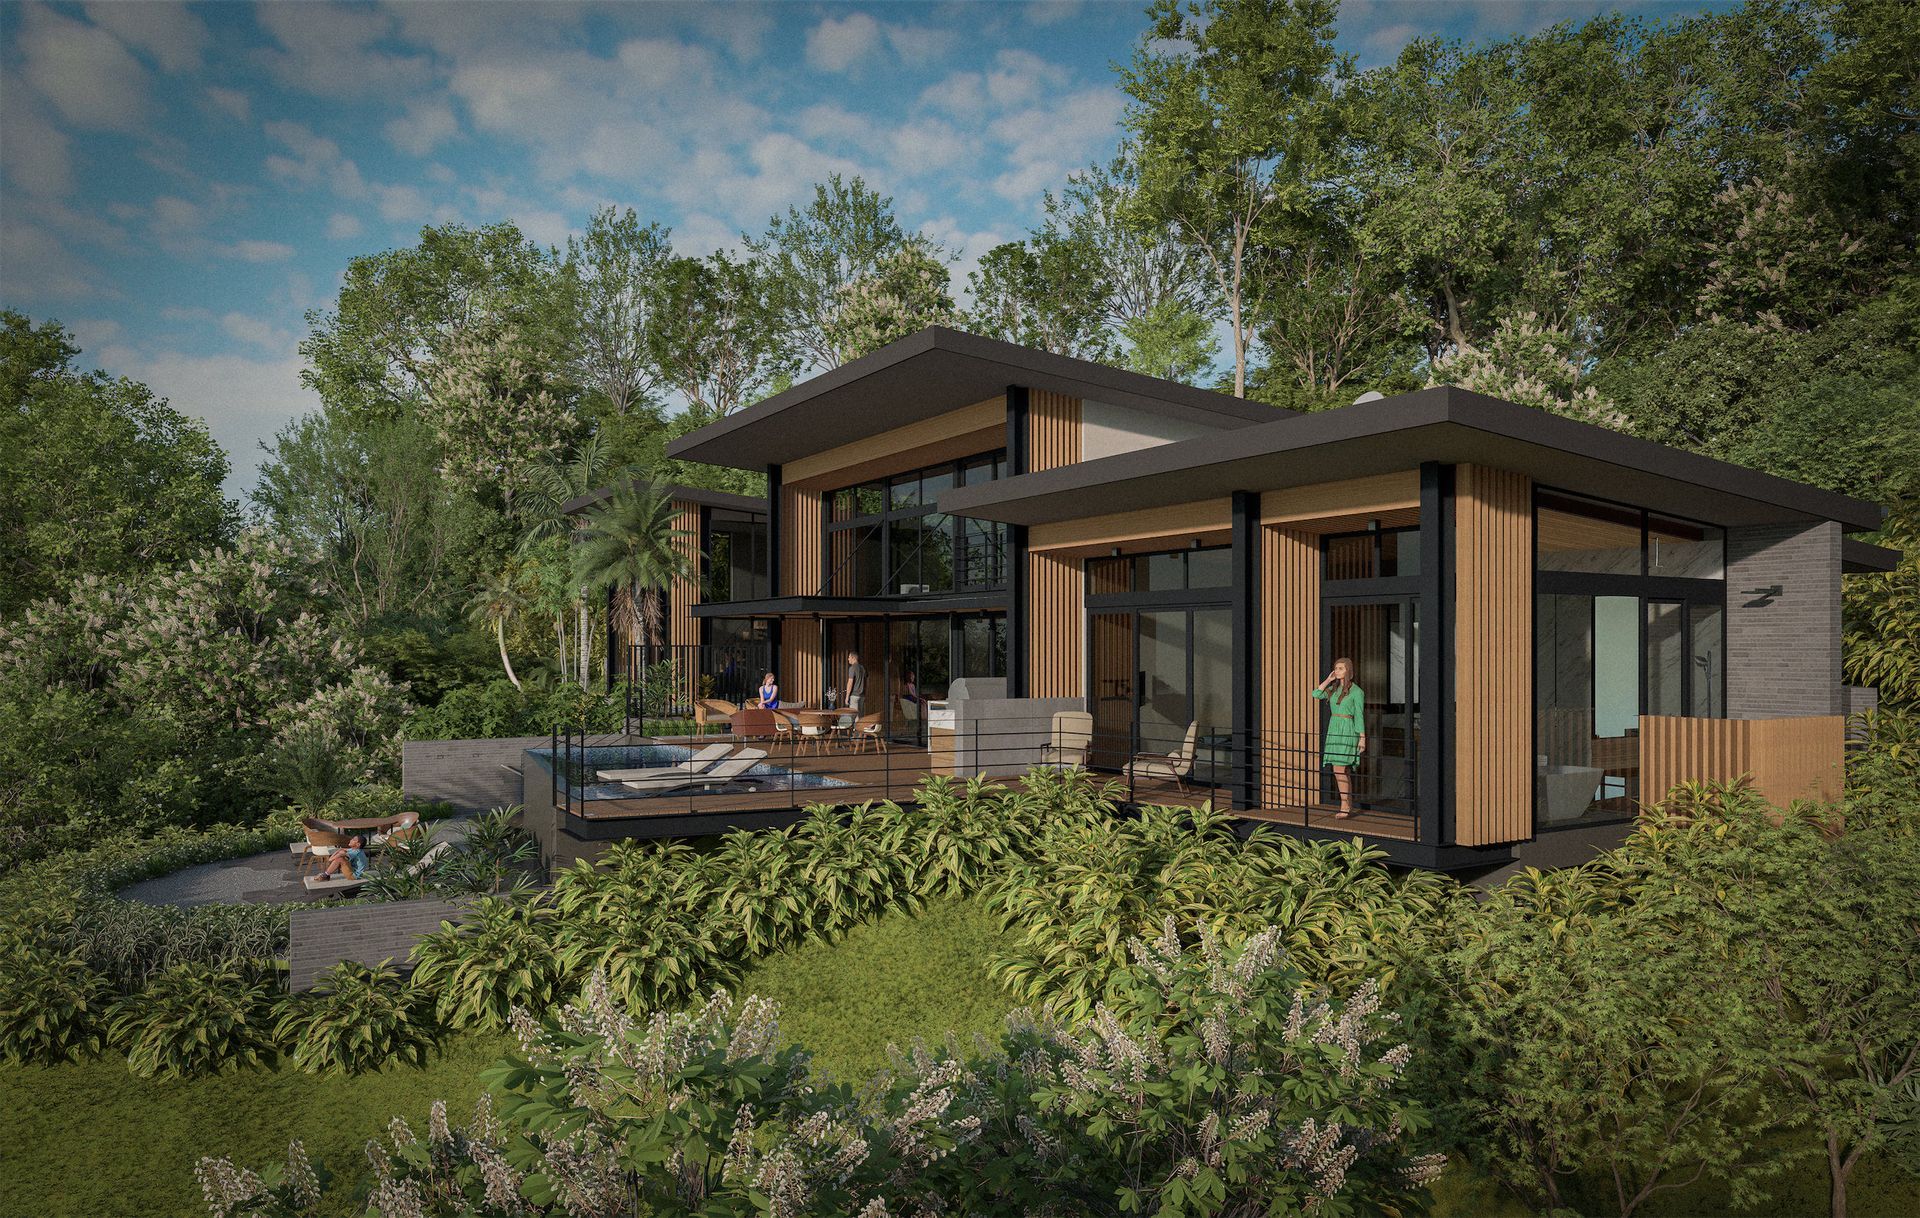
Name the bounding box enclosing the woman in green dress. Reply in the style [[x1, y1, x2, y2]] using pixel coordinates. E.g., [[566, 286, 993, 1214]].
[[1312, 657, 1367, 818]]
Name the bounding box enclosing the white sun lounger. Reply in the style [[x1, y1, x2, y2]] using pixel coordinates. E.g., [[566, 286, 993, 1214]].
[[619, 749, 768, 792], [303, 840, 452, 895], [596, 743, 732, 783]]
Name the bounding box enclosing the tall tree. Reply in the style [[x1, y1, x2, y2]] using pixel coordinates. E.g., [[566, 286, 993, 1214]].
[[967, 235, 1113, 360], [747, 175, 908, 368], [301, 221, 571, 423], [828, 241, 957, 362], [465, 568, 528, 691], [564, 208, 672, 416], [419, 321, 581, 518], [648, 253, 792, 420], [1119, 301, 1219, 383], [1047, 157, 1213, 334], [1122, 0, 1348, 397], [0, 313, 234, 618]]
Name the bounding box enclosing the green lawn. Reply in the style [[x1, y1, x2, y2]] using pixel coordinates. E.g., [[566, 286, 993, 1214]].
[[4, 896, 1916, 1217]]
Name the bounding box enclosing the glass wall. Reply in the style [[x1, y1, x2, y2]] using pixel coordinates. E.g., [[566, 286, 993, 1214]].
[[1533, 490, 1726, 830], [823, 451, 1007, 597], [703, 509, 769, 603], [824, 612, 1006, 742]]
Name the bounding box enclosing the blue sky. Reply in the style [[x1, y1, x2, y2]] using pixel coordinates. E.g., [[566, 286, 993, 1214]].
[[1, 0, 1725, 497]]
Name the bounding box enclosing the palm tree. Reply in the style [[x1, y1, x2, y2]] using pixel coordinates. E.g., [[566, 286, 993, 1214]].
[[521, 435, 626, 688], [467, 568, 528, 690], [571, 479, 689, 665]]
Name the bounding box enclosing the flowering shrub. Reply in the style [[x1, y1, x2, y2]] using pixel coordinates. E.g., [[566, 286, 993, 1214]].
[[198, 922, 1441, 1217]]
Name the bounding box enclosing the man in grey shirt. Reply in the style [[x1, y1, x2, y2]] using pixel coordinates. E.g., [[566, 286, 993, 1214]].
[[845, 652, 866, 712]]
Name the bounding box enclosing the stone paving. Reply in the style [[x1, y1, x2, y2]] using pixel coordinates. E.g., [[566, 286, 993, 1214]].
[[117, 816, 478, 908]]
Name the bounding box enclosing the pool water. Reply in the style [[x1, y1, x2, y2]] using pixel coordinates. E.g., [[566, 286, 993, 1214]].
[[528, 745, 853, 801]]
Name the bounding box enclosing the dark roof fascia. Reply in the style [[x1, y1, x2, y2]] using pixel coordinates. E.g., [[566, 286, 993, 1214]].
[[690, 591, 1010, 618], [562, 482, 767, 517], [663, 326, 1291, 470], [937, 386, 1886, 533], [1843, 537, 1902, 574]]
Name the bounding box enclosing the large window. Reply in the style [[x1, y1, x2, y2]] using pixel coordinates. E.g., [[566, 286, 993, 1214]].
[[1534, 490, 1726, 831], [823, 452, 1007, 597], [703, 509, 768, 603]]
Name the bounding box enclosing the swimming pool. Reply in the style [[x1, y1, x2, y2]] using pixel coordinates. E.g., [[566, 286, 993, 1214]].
[[528, 745, 854, 801]]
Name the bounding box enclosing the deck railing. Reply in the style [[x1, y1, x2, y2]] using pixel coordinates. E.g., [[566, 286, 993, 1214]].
[[540, 717, 1422, 843]]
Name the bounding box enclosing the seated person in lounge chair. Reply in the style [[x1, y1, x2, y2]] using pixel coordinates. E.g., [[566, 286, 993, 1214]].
[[755, 671, 780, 710], [313, 835, 368, 882]]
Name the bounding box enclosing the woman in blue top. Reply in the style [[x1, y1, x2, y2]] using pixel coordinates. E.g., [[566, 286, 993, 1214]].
[[756, 672, 780, 710], [1312, 658, 1367, 818]]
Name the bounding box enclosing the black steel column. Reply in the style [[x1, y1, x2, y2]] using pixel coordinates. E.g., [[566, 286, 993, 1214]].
[[1004, 385, 1030, 697], [1417, 461, 1451, 846], [764, 463, 782, 598], [1230, 490, 1258, 810]]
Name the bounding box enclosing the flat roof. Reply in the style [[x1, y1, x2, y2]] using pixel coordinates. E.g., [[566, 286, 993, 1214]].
[[561, 482, 765, 517], [937, 386, 1885, 532], [663, 326, 1289, 471]]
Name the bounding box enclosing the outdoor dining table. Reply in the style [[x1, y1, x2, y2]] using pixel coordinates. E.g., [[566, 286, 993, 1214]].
[[780, 708, 857, 751]]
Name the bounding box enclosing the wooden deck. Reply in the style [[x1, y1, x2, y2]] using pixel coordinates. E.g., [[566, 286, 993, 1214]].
[[559, 739, 1417, 843]]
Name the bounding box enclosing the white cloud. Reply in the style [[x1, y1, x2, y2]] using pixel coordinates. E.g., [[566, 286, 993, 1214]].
[[16, 4, 153, 132], [385, 98, 459, 156], [83, 1, 210, 73], [99, 342, 319, 496], [149, 195, 205, 235], [253, 2, 431, 98], [220, 311, 292, 349], [0, 219, 117, 300], [806, 12, 883, 73], [0, 101, 74, 198], [214, 238, 297, 263], [204, 85, 251, 121], [324, 212, 364, 240], [987, 86, 1124, 203]]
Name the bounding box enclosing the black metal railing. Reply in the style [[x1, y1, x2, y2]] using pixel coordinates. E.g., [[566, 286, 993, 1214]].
[[620, 641, 770, 731], [539, 716, 1422, 843]]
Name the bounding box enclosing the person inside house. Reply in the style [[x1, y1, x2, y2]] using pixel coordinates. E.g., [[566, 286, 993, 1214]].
[[1313, 658, 1367, 819], [756, 671, 780, 710], [844, 651, 866, 713], [315, 834, 369, 882]]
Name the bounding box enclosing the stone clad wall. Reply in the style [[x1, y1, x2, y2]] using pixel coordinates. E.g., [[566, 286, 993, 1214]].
[[1726, 522, 1843, 718], [402, 734, 636, 813]]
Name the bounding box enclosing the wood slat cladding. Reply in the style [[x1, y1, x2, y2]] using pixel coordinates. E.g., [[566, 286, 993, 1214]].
[[784, 624, 824, 708], [781, 486, 824, 596], [1259, 526, 1321, 810], [1640, 714, 1844, 809], [1027, 549, 1083, 697], [783, 397, 1006, 488], [1453, 465, 1533, 847], [1260, 472, 1420, 533], [1027, 389, 1082, 472], [1029, 499, 1232, 558], [669, 501, 702, 648]]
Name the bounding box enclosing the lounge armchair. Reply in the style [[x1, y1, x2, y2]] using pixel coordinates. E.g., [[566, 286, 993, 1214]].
[[596, 743, 732, 782], [298, 818, 351, 875], [1039, 711, 1094, 770], [694, 698, 740, 736], [303, 840, 451, 896], [618, 749, 769, 792], [1123, 722, 1199, 790], [730, 707, 778, 740]]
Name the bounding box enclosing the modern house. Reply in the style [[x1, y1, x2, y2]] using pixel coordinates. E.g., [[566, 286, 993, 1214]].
[[561, 326, 1893, 871]]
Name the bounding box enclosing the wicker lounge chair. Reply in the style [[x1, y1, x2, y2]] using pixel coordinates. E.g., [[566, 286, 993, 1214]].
[[303, 840, 451, 895]]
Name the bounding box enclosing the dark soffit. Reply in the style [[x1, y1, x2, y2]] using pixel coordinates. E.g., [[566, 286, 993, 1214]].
[[937, 386, 1886, 533], [663, 326, 1291, 471]]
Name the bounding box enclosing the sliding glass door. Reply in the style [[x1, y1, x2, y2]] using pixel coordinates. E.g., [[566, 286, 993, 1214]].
[[1321, 597, 1419, 818], [1086, 606, 1231, 778]]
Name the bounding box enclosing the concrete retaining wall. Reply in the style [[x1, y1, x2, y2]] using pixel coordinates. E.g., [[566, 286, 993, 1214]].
[[287, 897, 471, 992], [402, 733, 637, 813]]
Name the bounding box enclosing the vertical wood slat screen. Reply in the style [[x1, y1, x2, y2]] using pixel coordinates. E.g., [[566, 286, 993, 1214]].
[[1453, 465, 1533, 847], [1027, 390, 1081, 472], [1027, 549, 1083, 697], [669, 502, 702, 647], [784, 624, 824, 709], [1640, 715, 1844, 809], [1260, 526, 1320, 810], [782, 486, 824, 596]]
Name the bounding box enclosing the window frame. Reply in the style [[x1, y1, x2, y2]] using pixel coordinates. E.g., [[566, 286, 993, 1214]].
[[821, 450, 1009, 597]]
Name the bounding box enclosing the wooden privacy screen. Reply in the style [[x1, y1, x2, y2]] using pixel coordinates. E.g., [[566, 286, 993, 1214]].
[[1260, 526, 1320, 810], [670, 501, 702, 648], [1640, 715, 1844, 809], [783, 625, 824, 708], [1027, 549, 1083, 697], [1027, 390, 1081, 472], [1453, 465, 1533, 847], [781, 486, 824, 597]]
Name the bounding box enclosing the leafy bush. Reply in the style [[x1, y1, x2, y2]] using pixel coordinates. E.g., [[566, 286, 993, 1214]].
[[69, 897, 289, 993], [547, 841, 732, 1010], [409, 897, 565, 1030], [0, 940, 108, 1064], [202, 922, 1442, 1217], [403, 677, 626, 740], [110, 961, 277, 1080], [275, 960, 441, 1076]]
